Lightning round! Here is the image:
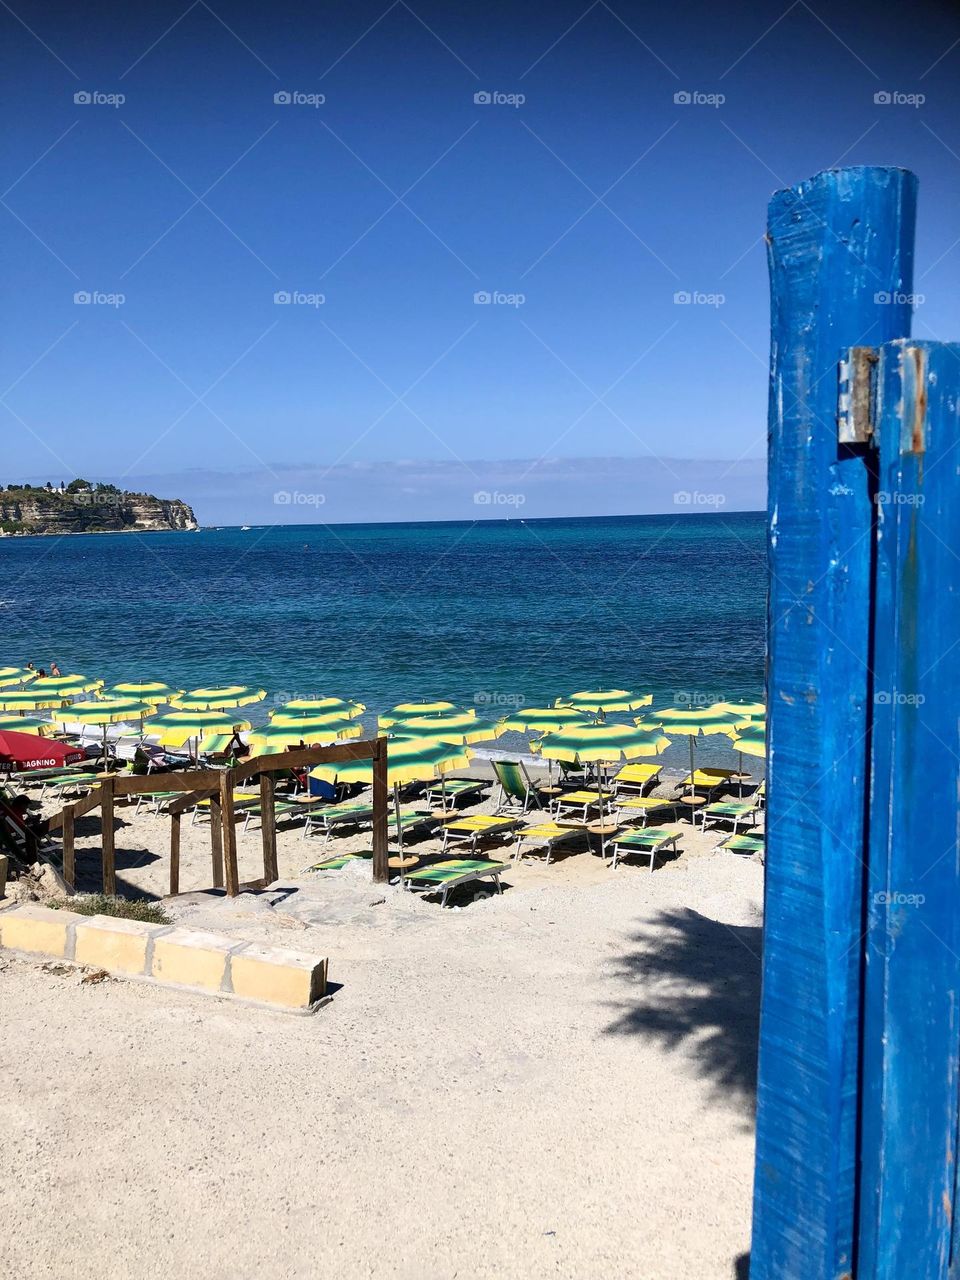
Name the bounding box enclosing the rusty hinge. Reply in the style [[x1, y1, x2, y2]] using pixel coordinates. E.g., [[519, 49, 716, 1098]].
[[838, 346, 879, 444]]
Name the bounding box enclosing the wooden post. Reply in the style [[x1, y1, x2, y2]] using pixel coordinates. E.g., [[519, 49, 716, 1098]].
[[169, 812, 181, 896], [100, 778, 116, 897], [62, 803, 76, 889], [220, 769, 240, 897], [857, 340, 960, 1278], [751, 167, 917, 1280], [209, 794, 224, 888], [260, 771, 278, 884], [371, 736, 389, 883]]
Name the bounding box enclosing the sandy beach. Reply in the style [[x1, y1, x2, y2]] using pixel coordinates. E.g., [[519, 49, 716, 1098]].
[[1, 764, 762, 1279]]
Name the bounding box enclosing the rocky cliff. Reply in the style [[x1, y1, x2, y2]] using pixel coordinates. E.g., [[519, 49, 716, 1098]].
[[0, 486, 199, 535]]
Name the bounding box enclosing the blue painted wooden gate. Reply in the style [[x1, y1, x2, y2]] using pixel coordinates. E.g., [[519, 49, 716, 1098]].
[[751, 167, 960, 1278]]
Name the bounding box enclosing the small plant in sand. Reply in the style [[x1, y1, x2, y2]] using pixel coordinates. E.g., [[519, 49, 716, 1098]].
[[48, 895, 171, 925]]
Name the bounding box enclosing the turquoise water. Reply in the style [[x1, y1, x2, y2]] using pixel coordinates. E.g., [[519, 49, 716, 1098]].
[[0, 512, 766, 767]]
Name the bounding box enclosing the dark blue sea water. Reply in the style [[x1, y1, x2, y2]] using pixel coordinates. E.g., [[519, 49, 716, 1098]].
[[0, 513, 766, 766]]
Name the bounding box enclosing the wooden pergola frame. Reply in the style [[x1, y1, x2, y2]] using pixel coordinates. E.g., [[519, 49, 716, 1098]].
[[46, 737, 390, 894]]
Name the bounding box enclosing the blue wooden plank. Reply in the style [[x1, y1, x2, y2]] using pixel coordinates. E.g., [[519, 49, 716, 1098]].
[[752, 168, 917, 1280], [858, 340, 960, 1279]]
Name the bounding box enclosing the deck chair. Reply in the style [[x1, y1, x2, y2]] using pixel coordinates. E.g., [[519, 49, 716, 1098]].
[[675, 768, 737, 797], [551, 788, 613, 821], [513, 820, 587, 865], [699, 799, 759, 833], [403, 858, 509, 908], [754, 779, 766, 809], [301, 801, 376, 846], [613, 762, 663, 795], [43, 773, 96, 801], [715, 831, 765, 857], [240, 796, 327, 834], [603, 825, 683, 871], [492, 759, 548, 814], [440, 814, 521, 855], [423, 778, 487, 811], [613, 795, 679, 826], [190, 790, 259, 826], [304, 850, 373, 872]]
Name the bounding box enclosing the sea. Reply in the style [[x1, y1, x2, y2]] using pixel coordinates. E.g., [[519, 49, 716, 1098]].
[[0, 512, 767, 772]]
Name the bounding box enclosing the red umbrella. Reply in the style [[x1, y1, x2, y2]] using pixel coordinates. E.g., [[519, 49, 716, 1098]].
[[0, 730, 86, 772]]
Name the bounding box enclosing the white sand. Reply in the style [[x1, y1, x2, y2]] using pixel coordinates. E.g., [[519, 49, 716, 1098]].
[[1, 772, 762, 1278]]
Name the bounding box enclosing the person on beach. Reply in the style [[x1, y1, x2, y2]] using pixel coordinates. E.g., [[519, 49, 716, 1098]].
[[49, 661, 61, 677], [25, 661, 34, 672], [227, 726, 250, 761], [37, 668, 46, 678]]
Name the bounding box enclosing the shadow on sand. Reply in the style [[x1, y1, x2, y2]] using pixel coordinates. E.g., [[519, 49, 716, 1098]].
[[603, 907, 763, 1100]]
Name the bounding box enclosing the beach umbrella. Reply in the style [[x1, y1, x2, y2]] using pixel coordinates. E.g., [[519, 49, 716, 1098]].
[[0, 688, 73, 712], [731, 719, 766, 758], [559, 689, 653, 716], [0, 729, 85, 773], [0, 715, 53, 736], [532, 723, 670, 822], [107, 680, 183, 702], [274, 697, 365, 719], [718, 700, 766, 720], [384, 713, 503, 745], [143, 709, 252, 755], [311, 736, 473, 868], [497, 706, 592, 733], [379, 700, 458, 727], [0, 666, 37, 688], [172, 685, 266, 712], [270, 710, 366, 731], [30, 674, 103, 696], [247, 720, 363, 753], [51, 697, 158, 761], [636, 704, 742, 798]]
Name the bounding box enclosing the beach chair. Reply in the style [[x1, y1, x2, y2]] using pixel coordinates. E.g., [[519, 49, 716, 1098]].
[[613, 795, 679, 826], [603, 825, 683, 871], [715, 831, 765, 858], [491, 759, 548, 814], [44, 773, 96, 801], [513, 820, 587, 865], [134, 790, 183, 816], [301, 801, 375, 847], [675, 768, 737, 797], [613, 762, 663, 795], [402, 858, 509, 908], [754, 779, 766, 809], [551, 788, 613, 821], [190, 791, 259, 826], [304, 850, 373, 872], [423, 778, 487, 811], [699, 799, 759, 833], [240, 796, 328, 834], [439, 814, 521, 855]]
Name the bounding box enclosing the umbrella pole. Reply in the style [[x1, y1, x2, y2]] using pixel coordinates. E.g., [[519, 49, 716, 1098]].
[[393, 783, 405, 881], [689, 736, 695, 800]]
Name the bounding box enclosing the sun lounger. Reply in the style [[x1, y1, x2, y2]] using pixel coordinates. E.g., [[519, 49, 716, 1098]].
[[402, 858, 509, 908], [613, 762, 663, 794], [603, 824, 683, 871], [300, 800, 374, 844], [513, 820, 587, 865], [440, 814, 521, 855], [491, 759, 548, 814], [190, 791, 260, 826], [551, 788, 613, 821], [43, 773, 97, 801], [613, 795, 679, 825], [134, 790, 183, 816], [305, 851, 373, 872], [715, 831, 765, 857], [699, 799, 759, 833], [423, 778, 487, 811], [675, 768, 737, 796]]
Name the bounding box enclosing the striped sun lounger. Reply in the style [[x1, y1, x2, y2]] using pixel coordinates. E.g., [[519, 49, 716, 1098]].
[[301, 801, 375, 845], [440, 814, 521, 855], [698, 800, 759, 833], [551, 789, 613, 821], [513, 820, 587, 865], [305, 851, 374, 872], [675, 768, 737, 796], [423, 778, 487, 811], [715, 831, 765, 857], [613, 763, 663, 794], [603, 825, 683, 871], [403, 858, 509, 908], [613, 795, 679, 826]]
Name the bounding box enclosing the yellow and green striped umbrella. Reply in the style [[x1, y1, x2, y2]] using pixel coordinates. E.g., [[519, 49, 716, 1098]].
[[532, 722, 671, 765], [0, 666, 37, 688], [248, 720, 363, 752], [379, 700, 458, 727], [107, 680, 182, 702], [143, 709, 252, 748], [172, 685, 266, 712], [718, 700, 766, 720], [636, 703, 743, 796], [53, 698, 157, 726], [270, 710, 365, 730], [274, 697, 365, 719], [30, 673, 103, 696], [0, 688, 72, 712], [498, 705, 592, 733], [311, 736, 471, 787], [0, 715, 53, 736], [385, 713, 503, 745], [731, 719, 766, 759], [560, 689, 653, 714]]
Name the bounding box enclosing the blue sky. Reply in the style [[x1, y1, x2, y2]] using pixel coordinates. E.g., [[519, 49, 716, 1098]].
[[2, 0, 960, 522]]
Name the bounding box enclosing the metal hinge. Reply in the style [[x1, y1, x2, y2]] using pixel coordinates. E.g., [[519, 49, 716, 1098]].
[[838, 346, 879, 444]]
